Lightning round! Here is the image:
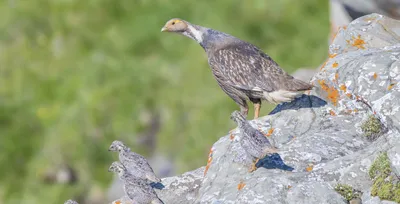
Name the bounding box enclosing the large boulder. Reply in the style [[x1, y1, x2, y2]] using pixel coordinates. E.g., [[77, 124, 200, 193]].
[[108, 13, 400, 204]]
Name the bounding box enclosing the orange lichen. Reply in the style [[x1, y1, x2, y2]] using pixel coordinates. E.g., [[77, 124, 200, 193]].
[[388, 83, 396, 90], [288, 185, 292, 189], [334, 73, 339, 82], [204, 148, 214, 176], [230, 134, 234, 140], [340, 84, 347, 92], [373, 73, 378, 80], [319, 59, 329, 71], [329, 110, 336, 116], [306, 164, 314, 172], [329, 53, 338, 58], [115, 201, 122, 204], [266, 128, 274, 137], [318, 80, 329, 91], [332, 62, 338, 68], [327, 87, 340, 106], [351, 35, 366, 49], [318, 80, 340, 106], [237, 181, 246, 190], [346, 93, 352, 98]]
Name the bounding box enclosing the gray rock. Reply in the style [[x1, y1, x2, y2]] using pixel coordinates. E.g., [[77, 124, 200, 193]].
[[107, 13, 400, 204], [387, 144, 400, 177]]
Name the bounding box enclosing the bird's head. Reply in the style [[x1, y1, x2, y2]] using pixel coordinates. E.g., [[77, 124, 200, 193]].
[[161, 18, 205, 44], [161, 18, 188, 33], [108, 140, 126, 152], [64, 200, 79, 204], [108, 161, 126, 176], [230, 111, 247, 125]]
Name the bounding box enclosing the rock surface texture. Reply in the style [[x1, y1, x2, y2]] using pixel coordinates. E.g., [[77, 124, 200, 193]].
[[107, 14, 400, 204]]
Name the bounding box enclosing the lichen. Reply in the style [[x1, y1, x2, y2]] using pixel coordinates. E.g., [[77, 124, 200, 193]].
[[334, 184, 361, 201], [369, 152, 400, 203], [360, 115, 382, 140]]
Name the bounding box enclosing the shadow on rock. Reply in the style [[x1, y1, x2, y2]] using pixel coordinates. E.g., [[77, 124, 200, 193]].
[[150, 182, 165, 190], [269, 94, 327, 115], [256, 153, 294, 171]]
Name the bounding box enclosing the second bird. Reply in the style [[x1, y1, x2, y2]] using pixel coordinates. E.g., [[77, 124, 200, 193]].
[[161, 18, 313, 119]]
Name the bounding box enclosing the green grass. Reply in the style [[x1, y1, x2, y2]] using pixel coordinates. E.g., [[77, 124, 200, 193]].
[[0, 0, 329, 203]]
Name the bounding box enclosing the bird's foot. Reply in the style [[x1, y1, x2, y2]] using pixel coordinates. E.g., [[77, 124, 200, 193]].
[[248, 159, 259, 173]]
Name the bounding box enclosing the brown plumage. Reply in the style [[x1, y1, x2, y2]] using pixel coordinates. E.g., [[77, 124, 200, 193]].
[[161, 18, 313, 119]]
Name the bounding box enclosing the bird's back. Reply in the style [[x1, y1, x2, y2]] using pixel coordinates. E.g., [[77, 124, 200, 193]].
[[120, 151, 160, 182], [122, 174, 160, 203], [204, 32, 312, 94]]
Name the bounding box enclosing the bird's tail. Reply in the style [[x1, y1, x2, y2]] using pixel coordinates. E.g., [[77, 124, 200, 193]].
[[290, 78, 314, 91]]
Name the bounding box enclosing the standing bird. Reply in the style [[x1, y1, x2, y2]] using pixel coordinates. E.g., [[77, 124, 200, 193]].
[[161, 18, 313, 119], [230, 110, 277, 172], [108, 162, 164, 204], [108, 140, 161, 183]]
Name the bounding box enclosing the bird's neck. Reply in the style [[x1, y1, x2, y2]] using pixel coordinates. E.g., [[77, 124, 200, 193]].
[[183, 23, 206, 45]]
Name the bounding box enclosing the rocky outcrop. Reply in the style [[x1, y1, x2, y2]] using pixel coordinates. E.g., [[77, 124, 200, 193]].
[[108, 13, 400, 204]]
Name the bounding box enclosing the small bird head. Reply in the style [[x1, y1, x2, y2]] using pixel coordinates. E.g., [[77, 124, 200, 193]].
[[161, 18, 188, 33], [230, 111, 247, 125], [108, 161, 126, 176], [108, 140, 126, 152], [64, 200, 79, 204]]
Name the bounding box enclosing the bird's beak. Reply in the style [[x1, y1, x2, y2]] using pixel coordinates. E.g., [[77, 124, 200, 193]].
[[161, 26, 168, 32]]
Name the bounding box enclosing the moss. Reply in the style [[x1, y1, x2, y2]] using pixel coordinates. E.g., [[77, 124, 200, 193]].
[[369, 152, 400, 203], [361, 115, 382, 140], [334, 184, 361, 201]]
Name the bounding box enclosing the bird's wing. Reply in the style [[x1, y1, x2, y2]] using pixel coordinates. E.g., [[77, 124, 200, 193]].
[[209, 43, 290, 93]]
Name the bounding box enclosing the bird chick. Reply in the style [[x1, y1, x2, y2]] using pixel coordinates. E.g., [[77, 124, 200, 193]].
[[162, 18, 313, 119], [108, 162, 164, 204], [64, 200, 78, 204], [109, 140, 161, 183], [230, 111, 277, 172]]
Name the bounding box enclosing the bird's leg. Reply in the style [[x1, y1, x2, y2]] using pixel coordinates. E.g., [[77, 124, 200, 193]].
[[248, 158, 260, 173], [240, 104, 249, 118], [254, 102, 261, 119]]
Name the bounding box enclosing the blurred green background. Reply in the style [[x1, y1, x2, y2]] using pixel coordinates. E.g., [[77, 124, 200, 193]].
[[0, 0, 329, 203]]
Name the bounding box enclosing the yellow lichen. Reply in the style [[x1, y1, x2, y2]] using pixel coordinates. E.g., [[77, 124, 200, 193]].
[[237, 181, 246, 190], [351, 35, 366, 49], [340, 84, 347, 92], [266, 128, 274, 137], [306, 164, 313, 172]]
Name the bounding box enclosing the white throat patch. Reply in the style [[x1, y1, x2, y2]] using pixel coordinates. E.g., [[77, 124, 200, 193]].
[[187, 24, 203, 43]]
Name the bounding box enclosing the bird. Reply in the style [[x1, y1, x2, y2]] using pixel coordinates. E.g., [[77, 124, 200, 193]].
[[108, 140, 161, 183], [64, 200, 79, 204], [108, 161, 164, 204], [161, 18, 313, 119], [230, 110, 277, 172]]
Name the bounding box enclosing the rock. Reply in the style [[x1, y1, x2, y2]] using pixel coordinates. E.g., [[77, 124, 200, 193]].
[[108, 13, 400, 204], [155, 167, 204, 204], [387, 145, 400, 177]]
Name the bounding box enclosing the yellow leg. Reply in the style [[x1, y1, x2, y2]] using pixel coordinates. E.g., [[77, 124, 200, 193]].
[[248, 159, 260, 172], [254, 103, 261, 119]]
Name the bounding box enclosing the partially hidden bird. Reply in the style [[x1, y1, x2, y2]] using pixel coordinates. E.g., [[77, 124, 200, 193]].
[[230, 110, 277, 172], [108, 161, 164, 204], [108, 140, 161, 183], [161, 18, 313, 119]]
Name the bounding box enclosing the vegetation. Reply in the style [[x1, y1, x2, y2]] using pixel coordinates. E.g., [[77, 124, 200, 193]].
[[334, 184, 361, 202], [0, 0, 329, 203], [369, 152, 400, 203], [361, 115, 383, 140]]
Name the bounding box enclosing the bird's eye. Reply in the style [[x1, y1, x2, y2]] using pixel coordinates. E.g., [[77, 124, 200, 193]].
[[172, 22, 175, 25]]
